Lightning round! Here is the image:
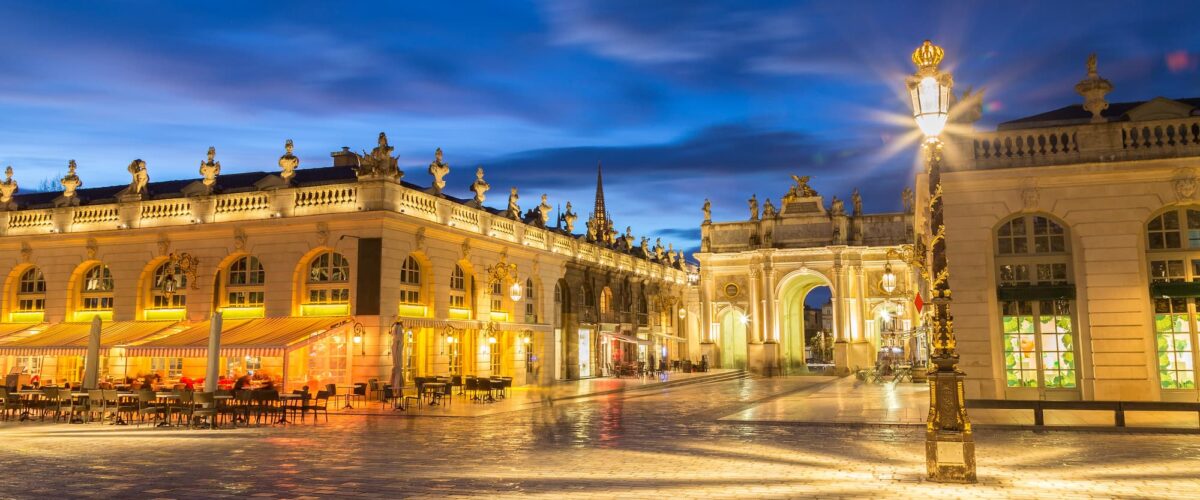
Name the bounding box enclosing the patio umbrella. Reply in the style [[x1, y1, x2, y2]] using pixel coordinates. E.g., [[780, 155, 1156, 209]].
[[204, 311, 222, 392], [390, 323, 404, 389], [82, 315, 102, 389]]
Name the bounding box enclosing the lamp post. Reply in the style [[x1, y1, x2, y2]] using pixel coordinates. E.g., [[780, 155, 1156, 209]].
[[905, 39, 976, 483]]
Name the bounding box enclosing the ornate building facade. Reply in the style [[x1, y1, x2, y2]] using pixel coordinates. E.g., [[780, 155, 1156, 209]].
[[695, 177, 919, 375], [0, 134, 689, 389], [942, 56, 1200, 401]]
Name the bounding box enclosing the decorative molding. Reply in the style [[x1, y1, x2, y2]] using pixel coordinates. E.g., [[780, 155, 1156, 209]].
[[19, 242, 31, 263], [233, 227, 247, 251], [1173, 167, 1198, 201], [461, 238, 472, 260], [414, 227, 426, 251], [157, 234, 171, 256], [86, 237, 98, 260], [316, 222, 329, 246], [1020, 177, 1039, 210]]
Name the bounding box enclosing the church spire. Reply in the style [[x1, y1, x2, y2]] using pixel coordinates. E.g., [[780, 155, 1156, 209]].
[[587, 161, 613, 243]]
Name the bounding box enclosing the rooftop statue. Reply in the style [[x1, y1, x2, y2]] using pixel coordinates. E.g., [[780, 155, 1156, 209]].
[[506, 187, 520, 219], [561, 201, 578, 233], [1075, 53, 1113, 123], [702, 198, 711, 223], [199, 146, 220, 189], [784, 175, 818, 201], [606, 219, 617, 246], [0, 166, 17, 207], [851, 188, 862, 216], [428, 148, 450, 195], [902, 187, 915, 214], [830, 196, 845, 216], [278, 139, 299, 183], [639, 236, 650, 258], [355, 132, 402, 181], [675, 250, 684, 268], [538, 194, 552, 226], [762, 198, 776, 218], [61, 160, 82, 201], [585, 218, 597, 241], [126, 159, 149, 195], [654, 237, 665, 260], [748, 194, 759, 220], [470, 166, 490, 205]]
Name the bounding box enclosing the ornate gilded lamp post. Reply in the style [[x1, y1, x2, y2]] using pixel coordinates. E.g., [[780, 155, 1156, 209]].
[[905, 40, 976, 483]]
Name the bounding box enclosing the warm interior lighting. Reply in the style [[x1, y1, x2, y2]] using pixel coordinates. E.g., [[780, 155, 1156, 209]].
[[448, 307, 472, 320], [73, 310, 112, 322], [487, 335, 497, 344], [9, 311, 44, 323], [489, 311, 509, 322], [300, 303, 350, 317], [220, 306, 265, 319], [678, 307, 687, 319], [397, 304, 427, 317], [144, 308, 186, 321]]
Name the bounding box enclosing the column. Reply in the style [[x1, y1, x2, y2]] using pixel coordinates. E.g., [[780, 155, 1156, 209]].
[[747, 268, 762, 343], [763, 262, 777, 342]]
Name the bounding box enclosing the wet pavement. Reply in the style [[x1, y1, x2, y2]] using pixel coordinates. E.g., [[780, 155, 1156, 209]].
[[2, 376, 1199, 499]]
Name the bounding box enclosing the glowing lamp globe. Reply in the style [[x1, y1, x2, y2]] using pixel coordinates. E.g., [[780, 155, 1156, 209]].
[[881, 263, 898, 294], [906, 40, 953, 138], [509, 282, 523, 301]]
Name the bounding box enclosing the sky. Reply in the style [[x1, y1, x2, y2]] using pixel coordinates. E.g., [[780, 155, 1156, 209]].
[[0, 0, 1197, 265]]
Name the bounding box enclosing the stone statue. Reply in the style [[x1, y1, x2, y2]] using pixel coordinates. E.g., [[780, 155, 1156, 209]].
[[787, 175, 818, 199], [702, 198, 711, 223], [428, 148, 450, 195], [0, 166, 17, 207], [561, 201, 578, 233], [830, 196, 845, 215], [624, 226, 633, 244], [762, 198, 776, 218], [851, 188, 862, 216], [653, 238, 665, 260], [61, 160, 82, 200], [538, 194, 552, 226], [902, 187, 915, 214], [639, 236, 650, 257], [748, 194, 759, 220], [506, 187, 520, 219], [356, 132, 402, 180], [278, 139, 299, 183], [675, 250, 684, 267], [1075, 53, 1113, 123], [199, 146, 220, 189], [585, 218, 597, 241], [126, 159, 149, 195], [470, 166, 490, 205], [606, 219, 617, 245]]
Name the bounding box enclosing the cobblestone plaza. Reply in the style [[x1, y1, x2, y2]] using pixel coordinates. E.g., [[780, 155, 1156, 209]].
[[2, 376, 1198, 499]]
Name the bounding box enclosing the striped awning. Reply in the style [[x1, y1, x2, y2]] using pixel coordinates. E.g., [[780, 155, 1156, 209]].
[[125, 316, 348, 358], [0, 321, 176, 356], [396, 316, 481, 331]]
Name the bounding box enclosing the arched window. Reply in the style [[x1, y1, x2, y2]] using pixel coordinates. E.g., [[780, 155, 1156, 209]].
[[600, 287, 614, 321], [13, 267, 45, 321], [225, 255, 265, 311], [150, 260, 187, 310], [304, 251, 350, 314], [1147, 207, 1200, 391], [449, 265, 468, 309], [399, 256, 421, 305], [996, 215, 1077, 393], [524, 279, 537, 322], [554, 283, 562, 304], [79, 264, 114, 319]]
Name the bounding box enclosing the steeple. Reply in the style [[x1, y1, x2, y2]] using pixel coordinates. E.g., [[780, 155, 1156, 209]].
[[588, 161, 613, 242]]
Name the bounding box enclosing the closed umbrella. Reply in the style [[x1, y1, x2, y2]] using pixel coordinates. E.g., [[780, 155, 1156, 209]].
[[204, 311, 222, 392], [390, 323, 405, 390], [82, 315, 102, 389]]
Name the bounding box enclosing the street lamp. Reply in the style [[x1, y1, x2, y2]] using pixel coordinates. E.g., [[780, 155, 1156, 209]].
[[880, 263, 897, 295], [905, 39, 976, 483]]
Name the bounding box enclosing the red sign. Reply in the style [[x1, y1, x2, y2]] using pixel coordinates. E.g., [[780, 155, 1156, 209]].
[[914, 292, 924, 313]]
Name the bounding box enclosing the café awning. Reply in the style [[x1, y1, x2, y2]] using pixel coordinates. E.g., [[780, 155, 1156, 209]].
[[125, 317, 349, 358], [396, 316, 481, 331], [0, 321, 176, 356], [602, 331, 652, 346]]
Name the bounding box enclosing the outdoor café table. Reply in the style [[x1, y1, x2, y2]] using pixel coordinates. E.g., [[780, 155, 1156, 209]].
[[16, 390, 42, 421], [154, 392, 180, 427], [422, 382, 446, 406], [336, 385, 357, 410], [277, 393, 303, 423]]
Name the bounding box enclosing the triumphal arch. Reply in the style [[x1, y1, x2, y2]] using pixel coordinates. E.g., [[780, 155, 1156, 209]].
[[695, 175, 921, 375]]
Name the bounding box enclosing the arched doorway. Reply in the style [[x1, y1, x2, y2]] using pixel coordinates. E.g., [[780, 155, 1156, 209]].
[[778, 270, 835, 374], [717, 308, 748, 369]]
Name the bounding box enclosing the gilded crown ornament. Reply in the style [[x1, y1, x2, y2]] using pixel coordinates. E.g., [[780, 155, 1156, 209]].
[[911, 40, 944, 71]]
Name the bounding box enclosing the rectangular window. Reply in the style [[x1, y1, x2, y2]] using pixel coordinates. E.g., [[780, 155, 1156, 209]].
[[17, 298, 44, 312], [1002, 301, 1037, 388], [450, 294, 466, 308], [1037, 300, 1076, 389], [82, 297, 114, 310], [227, 291, 265, 307], [490, 344, 502, 375], [16, 356, 42, 376], [150, 357, 184, 379], [1150, 260, 1187, 283], [447, 339, 462, 375], [400, 289, 420, 305], [1154, 298, 1196, 390]]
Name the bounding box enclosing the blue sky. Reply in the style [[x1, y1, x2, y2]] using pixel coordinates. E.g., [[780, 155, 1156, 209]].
[[1, 1, 1197, 260]]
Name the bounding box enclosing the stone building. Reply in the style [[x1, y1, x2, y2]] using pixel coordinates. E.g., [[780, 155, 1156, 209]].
[[0, 134, 689, 390], [940, 56, 1200, 401], [695, 177, 919, 375]]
